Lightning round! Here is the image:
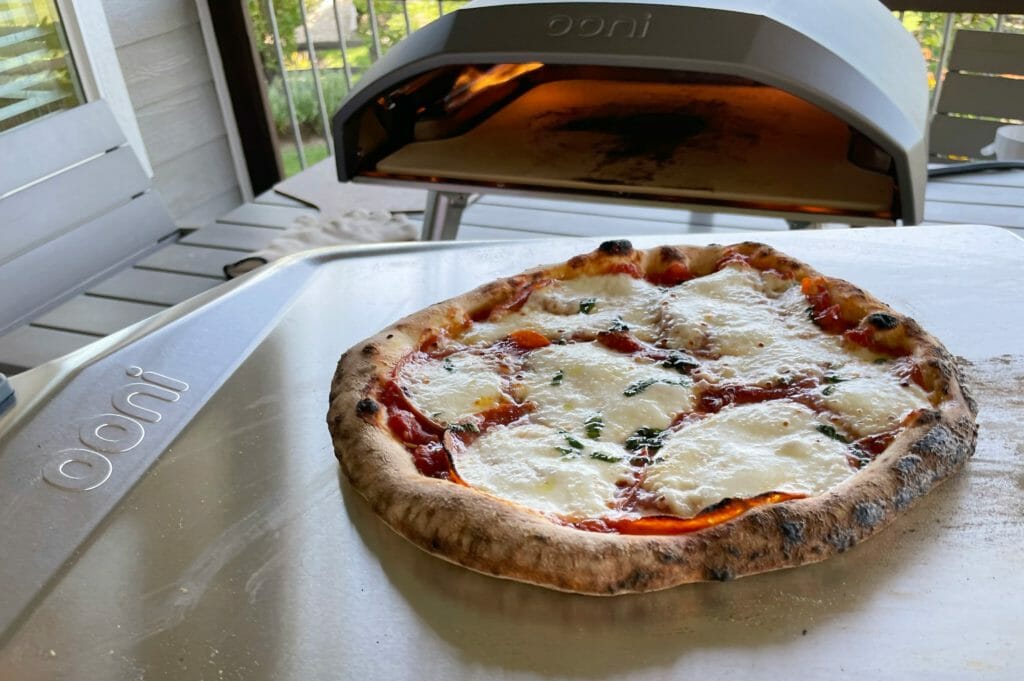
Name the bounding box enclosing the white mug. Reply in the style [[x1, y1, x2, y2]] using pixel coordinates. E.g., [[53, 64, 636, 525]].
[[980, 124, 1024, 161]]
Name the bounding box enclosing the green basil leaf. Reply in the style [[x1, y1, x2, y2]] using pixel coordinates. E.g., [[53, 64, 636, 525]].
[[623, 378, 657, 396], [816, 423, 850, 444], [589, 452, 622, 463], [624, 427, 666, 453], [662, 351, 699, 374], [563, 433, 585, 450]]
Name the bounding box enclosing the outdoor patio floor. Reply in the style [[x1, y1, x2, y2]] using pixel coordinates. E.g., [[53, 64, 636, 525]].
[[1, 166, 1022, 375]]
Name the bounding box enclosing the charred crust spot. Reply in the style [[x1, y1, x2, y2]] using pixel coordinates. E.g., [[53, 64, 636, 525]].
[[773, 255, 802, 273], [361, 343, 379, 356], [894, 486, 918, 510], [620, 569, 655, 591], [707, 566, 734, 582], [655, 549, 683, 564], [355, 398, 380, 416], [911, 424, 958, 461], [827, 529, 855, 553], [913, 410, 942, 426], [866, 312, 899, 330], [902, 318, 925, 337], [780, 520, 806, 544], [894, 454, 923, 477], [386, 334, 394, 340], [598, 239, 633, 256], [853, 501, 885, 528], [657, 245, 685, 262], [702, 496, 735, 514]]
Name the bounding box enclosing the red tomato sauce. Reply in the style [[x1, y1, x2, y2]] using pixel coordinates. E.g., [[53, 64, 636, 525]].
[[568, 492, 805, 535]]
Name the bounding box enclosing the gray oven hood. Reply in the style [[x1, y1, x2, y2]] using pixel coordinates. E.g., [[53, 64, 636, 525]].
[[333, 0, 928, 225]]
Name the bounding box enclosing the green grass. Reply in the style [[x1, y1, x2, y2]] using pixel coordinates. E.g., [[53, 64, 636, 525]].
[[281, 142, 330, 177]]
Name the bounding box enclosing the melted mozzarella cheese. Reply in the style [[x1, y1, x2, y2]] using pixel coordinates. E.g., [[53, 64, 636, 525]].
[[697, 286, 878, 386], [398, 352, 506, 425], [453, 423, 631, 519], [521, 342, 694, 442], [823, 368, 930, 436], [662, 266, 779, 355], [643, 401, 853, 518], [461, 274, 665, 345]]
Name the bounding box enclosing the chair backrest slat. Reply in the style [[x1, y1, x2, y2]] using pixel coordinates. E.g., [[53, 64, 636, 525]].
[[929, 114, 1005, 159], [0, 193, 171, 335], [0, 100, 177, 336], [936, 72, 1024, 120], [929, 29, 1024, 160], [0, 146, 152, 269], [0, 101, 126, 197], [947, 30, 1024, 76]]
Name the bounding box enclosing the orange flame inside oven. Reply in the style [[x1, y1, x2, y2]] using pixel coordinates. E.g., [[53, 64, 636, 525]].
[[445, 62, 544, 111]]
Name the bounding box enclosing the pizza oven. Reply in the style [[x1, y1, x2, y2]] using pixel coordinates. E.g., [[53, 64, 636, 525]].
[[332, 0, 928, 237]]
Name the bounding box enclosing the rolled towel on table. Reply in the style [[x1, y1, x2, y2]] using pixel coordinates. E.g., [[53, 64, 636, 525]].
[[225, 209, 418, 278]]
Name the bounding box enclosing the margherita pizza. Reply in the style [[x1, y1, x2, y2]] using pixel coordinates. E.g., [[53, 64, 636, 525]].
[[327, 240, 977, 595]]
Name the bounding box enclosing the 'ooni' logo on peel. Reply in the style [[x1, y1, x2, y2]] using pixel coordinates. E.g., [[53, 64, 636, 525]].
[[42, 367, 189, 492], [546, 12, 652, 39]]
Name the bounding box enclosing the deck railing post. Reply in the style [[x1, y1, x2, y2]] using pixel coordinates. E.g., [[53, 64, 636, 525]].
[[928, 13, 956, 122], [264, 0, 306, 169], [332, 0, 354, 91], [402, 1, 413, 36], [367, 0, 383, 62], [298, 0, 334, 153]]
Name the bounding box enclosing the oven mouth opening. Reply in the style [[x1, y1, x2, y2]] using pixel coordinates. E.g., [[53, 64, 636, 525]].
[[353, 63, 898, 221]]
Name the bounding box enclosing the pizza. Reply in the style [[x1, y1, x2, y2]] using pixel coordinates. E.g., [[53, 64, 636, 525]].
[[327, 240, 977, 595]]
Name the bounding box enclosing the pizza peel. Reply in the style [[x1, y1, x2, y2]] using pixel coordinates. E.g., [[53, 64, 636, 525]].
[[0, 226, 1020, 679]]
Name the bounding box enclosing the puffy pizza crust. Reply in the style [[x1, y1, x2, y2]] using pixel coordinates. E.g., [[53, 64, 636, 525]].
[[327, 241, 978, 595]]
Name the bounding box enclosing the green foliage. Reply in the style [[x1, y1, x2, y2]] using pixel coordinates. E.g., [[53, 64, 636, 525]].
[[267, 68, 350, 137], [247, 0, 318, 78], [257, 1, 469, 144], [899, 12, 1014, 88], [280, 141, 330, 177]]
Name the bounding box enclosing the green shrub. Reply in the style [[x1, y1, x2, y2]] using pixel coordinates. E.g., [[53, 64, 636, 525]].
[[267, 68, 350, 138]]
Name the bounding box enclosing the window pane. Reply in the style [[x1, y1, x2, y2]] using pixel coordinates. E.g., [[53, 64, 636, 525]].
[[0, 0, 85, 133]]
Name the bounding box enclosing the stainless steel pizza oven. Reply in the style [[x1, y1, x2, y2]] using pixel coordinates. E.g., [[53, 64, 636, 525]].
[[332, 0, 928, 233]]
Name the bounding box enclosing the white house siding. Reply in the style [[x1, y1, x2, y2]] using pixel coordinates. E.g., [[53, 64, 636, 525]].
[[100, 0, 243, 227]]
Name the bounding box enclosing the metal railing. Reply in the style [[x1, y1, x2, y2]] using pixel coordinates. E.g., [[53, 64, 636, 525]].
[[247, 1, 1022, 176], [250, 0, 469, 175]]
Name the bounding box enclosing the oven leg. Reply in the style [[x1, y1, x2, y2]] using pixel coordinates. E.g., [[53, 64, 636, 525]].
[[422, 191, 470, 241]]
